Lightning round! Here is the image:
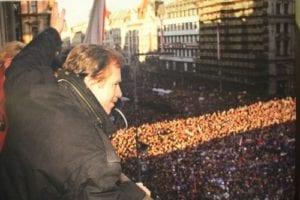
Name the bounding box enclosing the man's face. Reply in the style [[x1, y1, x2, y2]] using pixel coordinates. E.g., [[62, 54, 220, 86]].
[[85, 62, 122, 114]]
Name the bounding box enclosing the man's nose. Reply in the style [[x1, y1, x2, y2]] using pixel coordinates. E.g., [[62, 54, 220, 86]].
[[116, 85, 122, 98]]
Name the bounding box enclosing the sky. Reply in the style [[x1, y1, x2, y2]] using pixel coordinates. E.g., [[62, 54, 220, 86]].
[[57, 0, 142, 12], [57, 0, 174, 26], [57, 0, 145, 26]]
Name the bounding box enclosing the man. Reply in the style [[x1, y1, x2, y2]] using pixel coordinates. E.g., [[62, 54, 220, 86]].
[[0, 4, 151, 200]]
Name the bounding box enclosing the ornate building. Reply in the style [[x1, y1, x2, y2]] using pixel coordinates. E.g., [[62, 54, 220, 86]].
[[0, 2, 22, 48], [105, 0, 161, 63], [20, 0, 55, 43]]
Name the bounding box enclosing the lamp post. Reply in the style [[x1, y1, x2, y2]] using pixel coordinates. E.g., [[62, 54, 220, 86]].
[[217, 22, 222, 93], [132, 51, 171, 182], [132, 55, 142, 182], [157, 4, 165, 53]]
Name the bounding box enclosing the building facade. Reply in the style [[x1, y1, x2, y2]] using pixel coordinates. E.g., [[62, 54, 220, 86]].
[[105, 0, 161, 63], [0, 2, 22, 48], [20, 0, 55, 44], [158, 0, 200, 73], [194, 0, 295, 94]]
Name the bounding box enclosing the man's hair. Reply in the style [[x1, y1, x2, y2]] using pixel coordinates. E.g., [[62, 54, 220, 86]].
[[0, 41, 25, 66], [62, 44, 125, 81]]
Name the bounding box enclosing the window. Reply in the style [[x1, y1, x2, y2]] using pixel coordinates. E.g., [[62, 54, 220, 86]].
[[284, 23, 288, 33], [194, 22, 197, 29], [284, 3, 288, 14], [189, 22, 193, 30], [31, 1, 37, 13], [276, 3, 281, 14], [276, 40, 281, 55], [193, 63, 196, 72], [276, 23, 281, 33], [26, 2, 30, 13], [193, 9, 196, 15], [283, 40, 289, 55], [184, 63, 188, 71]]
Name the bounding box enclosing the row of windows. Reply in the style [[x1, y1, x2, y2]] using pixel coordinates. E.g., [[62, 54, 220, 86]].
[[163, 35, 199, 43], [276, 23, 289, 34], [162, 40, 289, 57], [164, 48, 197, 58], [162, 40, 290, 58], [276, 40, 289, 56], [162, 22, 198, 32], [167, 8, 198, 18], [275, 2, 289, 15], [165, 2, 291, 18], [165, 61, 197, 73]]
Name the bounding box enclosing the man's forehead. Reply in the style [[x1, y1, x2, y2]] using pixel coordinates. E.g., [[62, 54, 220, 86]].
[[104, 69, 121, 82]]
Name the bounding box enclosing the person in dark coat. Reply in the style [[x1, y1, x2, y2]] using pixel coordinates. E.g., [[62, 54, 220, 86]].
[[0, 41, 25, 152], [0, 4, 151, 200]]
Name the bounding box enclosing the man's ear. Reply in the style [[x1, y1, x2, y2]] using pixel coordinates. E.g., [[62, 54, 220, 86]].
[[83, 76, 94, 89]]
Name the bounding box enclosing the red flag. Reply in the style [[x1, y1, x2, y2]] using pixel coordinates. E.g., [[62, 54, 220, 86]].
[[84, 0, 106, 45]]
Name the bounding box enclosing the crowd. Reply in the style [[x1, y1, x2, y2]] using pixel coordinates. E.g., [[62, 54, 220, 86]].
[[110, 73, 296, 199], [115, 71, 275, 128], [2, 33, 295, 198]]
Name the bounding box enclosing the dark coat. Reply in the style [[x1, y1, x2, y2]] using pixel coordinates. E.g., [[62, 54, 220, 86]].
[[0, 63, 8, 152], [0, 28, 145, 200]]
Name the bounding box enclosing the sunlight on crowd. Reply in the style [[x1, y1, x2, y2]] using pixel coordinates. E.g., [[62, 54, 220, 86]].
[[111, 97, 295, 158]]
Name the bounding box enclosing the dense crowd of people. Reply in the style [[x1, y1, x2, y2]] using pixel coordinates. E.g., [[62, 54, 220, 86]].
[[110, 73, 296, 199]]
